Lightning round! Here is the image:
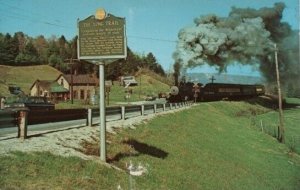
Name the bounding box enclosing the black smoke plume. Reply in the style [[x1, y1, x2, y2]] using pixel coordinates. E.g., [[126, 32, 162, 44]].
[[173, 2, 299, 84]]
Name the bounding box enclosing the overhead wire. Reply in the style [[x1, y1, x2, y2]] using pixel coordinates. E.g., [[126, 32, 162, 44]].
[[0, 12, 72, 29], [0, 7, 73, 29], [0, 1, 298, 50], [0, 1, 73, 28], [0, 1, 180, 43], [0, 1, 49, 18]]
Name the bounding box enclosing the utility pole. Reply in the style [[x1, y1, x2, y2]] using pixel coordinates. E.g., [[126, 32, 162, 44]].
[[66, 58, 75, 104], [70, 58, 74, 104], [209, 75, 216, 83], [274, 44, 285, 143]]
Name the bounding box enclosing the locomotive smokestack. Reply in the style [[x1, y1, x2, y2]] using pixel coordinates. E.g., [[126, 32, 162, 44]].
[[173, 60, 182, 86]]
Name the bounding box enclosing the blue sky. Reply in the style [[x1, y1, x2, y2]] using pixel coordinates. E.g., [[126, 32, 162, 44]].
[[0, 0, 299, 76]]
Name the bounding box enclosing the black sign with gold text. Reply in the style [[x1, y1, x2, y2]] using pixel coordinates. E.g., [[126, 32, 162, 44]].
[[78, 14, 126, 60]]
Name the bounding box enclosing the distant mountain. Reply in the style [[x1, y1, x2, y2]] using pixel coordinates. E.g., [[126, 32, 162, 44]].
[[186, 73, 265, 85]]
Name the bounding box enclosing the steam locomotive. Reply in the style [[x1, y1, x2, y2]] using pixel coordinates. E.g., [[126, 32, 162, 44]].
[[167, 82, 265, 102]]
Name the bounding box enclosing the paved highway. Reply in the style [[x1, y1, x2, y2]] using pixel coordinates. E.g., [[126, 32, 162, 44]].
[[0, 112, 134, 138], [0, 99, 181, 139], [0, 119, 87, 138]]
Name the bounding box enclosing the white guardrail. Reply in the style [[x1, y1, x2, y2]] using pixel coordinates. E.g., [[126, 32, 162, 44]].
[[0, 101, 193, 140]]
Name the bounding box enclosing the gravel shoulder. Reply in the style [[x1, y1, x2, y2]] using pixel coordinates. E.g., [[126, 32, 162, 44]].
[[0, 106, 190, 160]]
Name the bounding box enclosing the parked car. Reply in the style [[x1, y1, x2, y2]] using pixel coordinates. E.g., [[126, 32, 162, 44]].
[[4, 96, 55, 111], [121, 76, 138, 87], [8, 84, 23, 95]]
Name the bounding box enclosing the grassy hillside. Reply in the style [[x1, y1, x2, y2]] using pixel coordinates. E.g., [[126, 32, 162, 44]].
[[108, 74, 171, 104], [1, 100, 299, 189], [56, 71, 172, 108], [55, 74, 171, 109], [0, 65, 171, 107], [253, 103, 300, 154], [0, 65, 62, 96], [105, 101, 300, 190]]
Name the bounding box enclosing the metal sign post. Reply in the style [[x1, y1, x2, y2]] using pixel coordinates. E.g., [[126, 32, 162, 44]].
[[98, 62, 106, 161], [77, 9, 127, 162]]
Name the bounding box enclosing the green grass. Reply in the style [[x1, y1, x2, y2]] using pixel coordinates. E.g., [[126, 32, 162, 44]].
[[1, 101, 300, 189], [286, 97, 300, 105], [54, 99, 98, 109], [107, 101, 300, 190], [0, 152, 128, 190], [108, 74, 170, 104], [254, 108, 300, 154]]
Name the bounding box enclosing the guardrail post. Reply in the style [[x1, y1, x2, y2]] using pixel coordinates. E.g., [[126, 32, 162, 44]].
[[141, 105, 144, 116], [121, 106, 125, 120], [170, 103, 173, 110], [175, 103, 178, 109], [154, 104, 157, 113], [17, 110, 28, 140], [0, 97, 4, 109], [163, 104, 166, 111], [87, 109, 92, 127]]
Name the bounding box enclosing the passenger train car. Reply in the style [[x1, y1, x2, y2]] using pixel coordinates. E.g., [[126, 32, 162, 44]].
[[167, 82, 265, 102], [201, 83, 265, 101]]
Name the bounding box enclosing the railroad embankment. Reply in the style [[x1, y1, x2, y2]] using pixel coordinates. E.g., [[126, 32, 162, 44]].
[[1, 99, 299, 190]]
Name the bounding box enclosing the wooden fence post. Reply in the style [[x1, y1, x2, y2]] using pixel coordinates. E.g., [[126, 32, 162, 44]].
[[154, 104, 157, 113], [17, 110, 28, 140]]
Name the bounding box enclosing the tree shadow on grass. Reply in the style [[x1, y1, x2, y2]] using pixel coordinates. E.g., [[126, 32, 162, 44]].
[[107, 139, 168, 163]]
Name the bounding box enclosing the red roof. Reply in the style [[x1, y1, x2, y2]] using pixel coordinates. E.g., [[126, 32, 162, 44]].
[[61, 74, 98, 85], [30, 80, 52, 90]]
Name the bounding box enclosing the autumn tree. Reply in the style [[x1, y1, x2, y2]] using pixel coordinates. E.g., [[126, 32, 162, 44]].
[[34, 35, 48, 63], [0, 33, 19, 64], [15, 40, 39, 64]]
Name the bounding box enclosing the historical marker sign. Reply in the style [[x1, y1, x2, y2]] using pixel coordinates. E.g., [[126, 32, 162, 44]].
[[78, 14, 127, 60], [77, 9, 127, 162]]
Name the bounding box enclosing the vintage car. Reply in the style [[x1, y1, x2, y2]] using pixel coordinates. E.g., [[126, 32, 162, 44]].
[[8, 84, 22, 95], [4, 96, 55, 111]]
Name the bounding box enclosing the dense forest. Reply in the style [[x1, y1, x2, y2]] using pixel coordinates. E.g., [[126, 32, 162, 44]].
[[0, 32, 166, 80]]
